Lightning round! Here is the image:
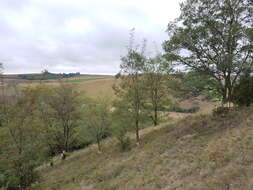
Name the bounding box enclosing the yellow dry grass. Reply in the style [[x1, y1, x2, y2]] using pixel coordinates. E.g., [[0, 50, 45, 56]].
[[34, 105, 253, 190], [17, 76, 117, 100], [75, 78, 116, 100]]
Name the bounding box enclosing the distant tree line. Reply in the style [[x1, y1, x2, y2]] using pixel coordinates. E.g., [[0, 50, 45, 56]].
[[18, 70, 81, 80]]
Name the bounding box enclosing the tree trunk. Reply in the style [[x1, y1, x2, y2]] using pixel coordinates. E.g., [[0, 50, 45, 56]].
[[97, 136, 101, 152], [154, 106, 158, 126], [65, 126, 69, 152], [135, 119, 140, 144]]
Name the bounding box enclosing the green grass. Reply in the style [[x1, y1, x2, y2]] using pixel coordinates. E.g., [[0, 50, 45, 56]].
[[66, 78, 105, 83]]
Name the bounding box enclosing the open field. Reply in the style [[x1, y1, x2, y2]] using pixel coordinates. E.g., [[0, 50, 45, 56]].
[[3, 75, 116, 100]]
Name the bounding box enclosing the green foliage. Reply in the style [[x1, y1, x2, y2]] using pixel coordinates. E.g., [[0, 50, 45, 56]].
[[111, 101, 133, 151], [142, 55, 173, 126], [0, 87, 45, 189], [118, 137, 131, 152], [163, 0, 253, 103], [232, 73, 253, 107], [0, 83, 95, 189], [114, 30, 147, 143], [38, 83, 83, 153], [171, 71, 221, 101], [84, 96, 112, 151]]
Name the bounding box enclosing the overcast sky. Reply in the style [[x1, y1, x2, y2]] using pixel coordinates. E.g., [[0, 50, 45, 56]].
[[0, 0, 182, 74]]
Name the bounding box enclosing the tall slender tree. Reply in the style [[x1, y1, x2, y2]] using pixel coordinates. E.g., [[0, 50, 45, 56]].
[[114, 30, 146, 144], [84, 97, 111, 152], [143, 55, 172, 126]]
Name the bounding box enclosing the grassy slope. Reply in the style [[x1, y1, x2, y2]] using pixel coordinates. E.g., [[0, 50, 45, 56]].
[[66, 78, 106, 83], [35, 107, 253, 190], [18, 76, 116, 100], [75, 78, 116, 100]]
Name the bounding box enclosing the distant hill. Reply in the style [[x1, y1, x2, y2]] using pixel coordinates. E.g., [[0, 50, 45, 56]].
[[17, 71, 81, 80], [2, 72, 113, 83]]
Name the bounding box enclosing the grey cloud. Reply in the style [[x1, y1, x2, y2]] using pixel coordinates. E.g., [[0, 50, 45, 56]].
[[0, 0, 182, 74]]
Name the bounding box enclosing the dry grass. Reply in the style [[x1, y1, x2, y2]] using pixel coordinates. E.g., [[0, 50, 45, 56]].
[[33, 106, 253, 190], [16, 76, 116, 100], [75, 77, 116, 100]]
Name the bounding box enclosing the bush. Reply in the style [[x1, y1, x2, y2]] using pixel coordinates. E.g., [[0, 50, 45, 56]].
[[118, 137, 131, 152], [0, 160, 40, 190], [232, 74, 253, 107], [212, 107, 230, 117]]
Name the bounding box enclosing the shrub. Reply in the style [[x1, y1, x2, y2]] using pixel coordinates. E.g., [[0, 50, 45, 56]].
[[232, 74, 253, 107], [118, 137, 131, 152], [212, 107, 230, 117], [0, 159, 40, 190]]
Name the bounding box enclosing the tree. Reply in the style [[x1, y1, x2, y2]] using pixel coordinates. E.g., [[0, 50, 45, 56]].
[[143, 55, 172, 126], [112, 100, 133, 151], [84, 97, 111, 152], [114, 30, 146, 144], [164, 0, 253, 105], [0, 87, 43, 190], [39, 83, 82, 153]]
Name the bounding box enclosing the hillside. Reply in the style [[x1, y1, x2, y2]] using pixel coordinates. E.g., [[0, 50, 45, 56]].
[[34, 107, 253, 190], [75, 77, 116, 100], [7, 75, 116, 100]]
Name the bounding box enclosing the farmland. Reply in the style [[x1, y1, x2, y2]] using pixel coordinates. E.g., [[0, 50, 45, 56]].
[[3, 74, 116, 100]]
